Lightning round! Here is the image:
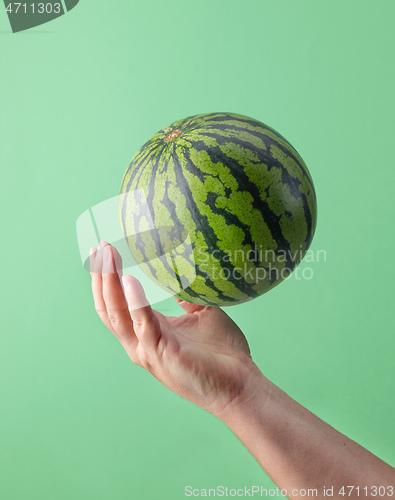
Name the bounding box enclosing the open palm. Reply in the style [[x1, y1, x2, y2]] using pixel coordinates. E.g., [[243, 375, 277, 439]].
[[90, 241, 264, 418]]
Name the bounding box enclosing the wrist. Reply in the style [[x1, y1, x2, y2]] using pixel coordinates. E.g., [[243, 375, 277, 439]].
[[217, 361, 273, 427]]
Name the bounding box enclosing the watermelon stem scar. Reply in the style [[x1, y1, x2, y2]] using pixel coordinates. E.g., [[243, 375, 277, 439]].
[[164, 129, 182, 142]]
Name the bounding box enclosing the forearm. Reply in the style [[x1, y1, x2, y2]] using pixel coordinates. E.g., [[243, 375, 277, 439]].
[[221, 375, 395, 499]]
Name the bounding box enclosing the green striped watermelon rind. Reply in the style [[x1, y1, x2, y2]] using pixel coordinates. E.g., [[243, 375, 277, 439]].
[[119, 112, 317, 306]]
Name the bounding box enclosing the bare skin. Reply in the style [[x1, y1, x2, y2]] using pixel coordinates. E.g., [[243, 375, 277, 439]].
[[90, 241, 395, 500]]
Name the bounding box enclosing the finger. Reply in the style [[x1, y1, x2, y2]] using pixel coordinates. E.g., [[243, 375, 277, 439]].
[[112, 245, 123, 284], [89, 247, 96, 275], [90, 242, 117, 334], [175, 297, 206, 314], [92, 242, 123, 280], [122, 275, 160, 350], [101, 246, 138, 349], [91, 240, 110, 274]]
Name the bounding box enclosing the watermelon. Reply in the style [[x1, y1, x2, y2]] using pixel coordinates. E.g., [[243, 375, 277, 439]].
[[119, 112, 317, 306]]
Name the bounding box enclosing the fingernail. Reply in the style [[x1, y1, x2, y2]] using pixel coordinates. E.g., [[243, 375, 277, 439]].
[[103, 245, 110, 262], [102, 246, 113, 273], [122, 276, 130, 289], [90, 247, 94, 255]]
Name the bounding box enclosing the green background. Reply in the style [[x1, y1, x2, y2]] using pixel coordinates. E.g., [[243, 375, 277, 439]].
[[1, 1, 394, 499]]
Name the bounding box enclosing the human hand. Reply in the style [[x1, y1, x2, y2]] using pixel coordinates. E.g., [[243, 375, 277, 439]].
[[90, 241, 268, 420]]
